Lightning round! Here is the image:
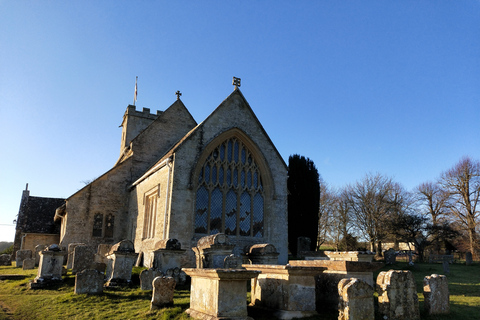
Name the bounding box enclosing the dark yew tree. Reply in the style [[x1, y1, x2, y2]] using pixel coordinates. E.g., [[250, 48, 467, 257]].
[[288, 154, 320, 256]]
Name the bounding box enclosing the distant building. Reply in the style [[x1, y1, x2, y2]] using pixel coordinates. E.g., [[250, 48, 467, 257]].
[[13, 184, 65, 257], [54, 86, 289, 266]]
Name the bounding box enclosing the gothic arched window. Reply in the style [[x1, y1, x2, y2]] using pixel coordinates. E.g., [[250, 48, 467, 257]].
[[194, 137, 264, 237]]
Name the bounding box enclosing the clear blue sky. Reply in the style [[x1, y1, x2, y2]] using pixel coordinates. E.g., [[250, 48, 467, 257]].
[[1, 1, 479, 242]]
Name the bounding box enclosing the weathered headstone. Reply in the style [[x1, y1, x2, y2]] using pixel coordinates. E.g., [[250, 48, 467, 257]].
[[466, 251, 473, 266], [338, 278, 374, 320], [423, 274, 449, 315], [0, 254, 11, 266], [224, 254, 244, 269], [150, 276, 176, 310], [22, 258, 35, 270], [15, 249, 32, 268], [72, 245, 96, 274], [74, 269, 104, 295], [377, 270, 420, 320], [140, 268, 163, 290], [67, 243, 85, 269], [152, 238, 188, 271], [90, 262, 106, 274], [95, 244, 113, 264], [384, 248, 396, 265]]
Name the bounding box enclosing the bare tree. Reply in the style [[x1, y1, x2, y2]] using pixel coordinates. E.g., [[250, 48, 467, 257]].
[[440, 156, 480, 258], [317, 186, 354, 250], [416, 181, 449, 226], [346, 173, 403, 253]]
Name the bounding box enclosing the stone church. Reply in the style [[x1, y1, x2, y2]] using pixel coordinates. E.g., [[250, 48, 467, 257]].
[[54, 84, 288, 265]]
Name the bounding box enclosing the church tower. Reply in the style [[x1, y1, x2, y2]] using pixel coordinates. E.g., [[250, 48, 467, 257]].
[[119, 105, 162, 155]]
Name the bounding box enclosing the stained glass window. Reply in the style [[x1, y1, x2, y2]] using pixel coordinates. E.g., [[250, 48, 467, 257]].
[[194, 137, 264, 237]]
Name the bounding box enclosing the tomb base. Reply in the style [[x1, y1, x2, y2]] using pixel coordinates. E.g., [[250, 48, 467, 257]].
[[183, 268, 260, 320]]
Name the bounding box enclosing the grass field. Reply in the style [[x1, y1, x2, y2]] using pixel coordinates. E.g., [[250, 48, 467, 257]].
[[0, 262, 478, 319]]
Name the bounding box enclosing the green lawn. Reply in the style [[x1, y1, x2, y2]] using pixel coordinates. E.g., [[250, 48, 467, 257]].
[[0, 262, 478, 319]]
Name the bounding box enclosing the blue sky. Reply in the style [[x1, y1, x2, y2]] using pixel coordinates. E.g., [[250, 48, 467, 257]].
[[1, 1, 479, 242]]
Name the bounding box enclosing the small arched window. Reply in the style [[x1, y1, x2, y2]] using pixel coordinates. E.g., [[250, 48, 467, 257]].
[[92, 213, 103, 237], [194, 137, 264, 237]]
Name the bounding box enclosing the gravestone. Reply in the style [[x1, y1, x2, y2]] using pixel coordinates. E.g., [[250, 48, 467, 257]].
[[224, 254, 244, 269], [150, 276, 176, 310], [423, 274, 449, 315], [140, 268, 163, 290], [165, 267, 187, 286], [466, 252, 473, 266], [74, 269, 104, 295], [15, 249, 32, 268], [72, 245, 96, 274], [30, 244, 65, 288], [67, 243, 85, 269], [0, 254, 11, 266], [34, 245, 47, 266], [245, 243, 279, 265], [192, 233, 234, 268], [442, 259, 450, 274], [95, 244, 113, 264], [338, 278, 374, 320], [22, 258, 35, 270], [377, 270, 420, 320], [297, 237, 311, 257], [384, 248, 396, 265]]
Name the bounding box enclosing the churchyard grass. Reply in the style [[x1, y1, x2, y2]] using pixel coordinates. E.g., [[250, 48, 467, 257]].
[[0, 262, 478, 319]]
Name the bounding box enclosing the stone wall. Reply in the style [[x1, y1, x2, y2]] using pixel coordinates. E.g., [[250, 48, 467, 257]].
[[21, 234, 59, 255]]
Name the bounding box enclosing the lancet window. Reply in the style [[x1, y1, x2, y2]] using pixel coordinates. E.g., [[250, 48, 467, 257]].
[[194, 137, 264, 237]]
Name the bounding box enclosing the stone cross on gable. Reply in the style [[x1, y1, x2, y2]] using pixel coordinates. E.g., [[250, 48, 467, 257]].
[[175, 91, 182, 100], [232, 77, 241, 89]]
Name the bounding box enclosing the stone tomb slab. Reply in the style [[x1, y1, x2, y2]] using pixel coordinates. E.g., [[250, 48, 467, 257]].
[[183, 268, 260, 320], [243, 264, 325, 319]]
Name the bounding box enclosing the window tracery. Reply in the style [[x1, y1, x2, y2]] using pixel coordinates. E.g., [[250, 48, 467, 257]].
[[194, 137, 264, 237]]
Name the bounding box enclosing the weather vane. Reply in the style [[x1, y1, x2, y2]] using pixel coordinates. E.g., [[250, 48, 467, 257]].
[[232, 77, 241, 89]]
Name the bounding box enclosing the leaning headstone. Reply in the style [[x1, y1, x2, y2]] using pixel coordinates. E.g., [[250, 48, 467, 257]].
[[338, 278, 374, 320], [72, 245, 96, 274], [22, 258, 35, 270], [15, 249, 32, 268], [466, 252, 473, 266], [140, 268, 163, 290], [384, 248, 396, 265], [74, 269, 104, 295], [224, 254, 244, 269], [150, 276, 176, 310], [423, 274, 449, 315], [0, 254, 11, 266], [377, 270, 420, 320]]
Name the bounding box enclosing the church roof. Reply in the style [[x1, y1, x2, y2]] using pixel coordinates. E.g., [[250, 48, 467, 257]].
[[17, 196, 65, 234], [132, 88, 287, 185]]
